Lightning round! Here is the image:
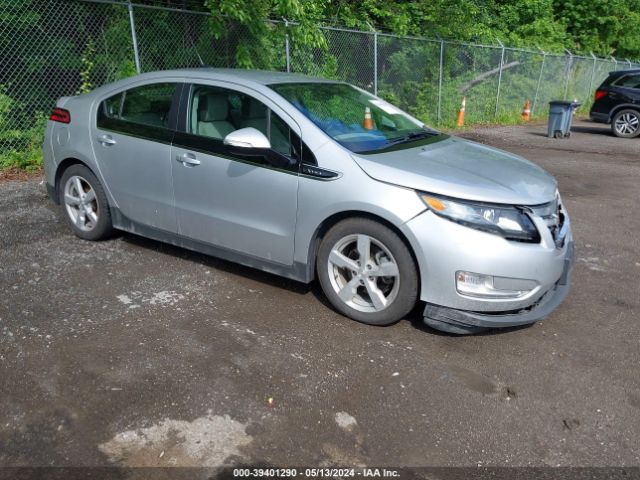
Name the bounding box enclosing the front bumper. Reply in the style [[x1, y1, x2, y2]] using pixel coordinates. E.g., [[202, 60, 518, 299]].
[[404, 209, 573, 309], [423, 241, 574, 333], [401, 206, 574, 332]]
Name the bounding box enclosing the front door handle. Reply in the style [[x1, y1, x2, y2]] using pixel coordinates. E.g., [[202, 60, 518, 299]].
[[97, 134, 116, 146], [177, 152, 201, 166]]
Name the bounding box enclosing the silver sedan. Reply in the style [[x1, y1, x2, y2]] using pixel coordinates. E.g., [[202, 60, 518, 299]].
[[43, 69, 574, 334]]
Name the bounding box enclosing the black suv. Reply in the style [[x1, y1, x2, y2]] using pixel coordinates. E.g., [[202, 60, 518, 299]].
[[590, 69, 640, 138]]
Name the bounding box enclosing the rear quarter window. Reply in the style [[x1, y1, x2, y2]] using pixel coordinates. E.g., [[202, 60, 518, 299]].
[[613, 75, 640, 89]]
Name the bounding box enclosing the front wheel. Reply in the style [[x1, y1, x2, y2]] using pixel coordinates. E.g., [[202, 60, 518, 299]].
[[611, 109, 640, 138], [316, 218, 419, 326]]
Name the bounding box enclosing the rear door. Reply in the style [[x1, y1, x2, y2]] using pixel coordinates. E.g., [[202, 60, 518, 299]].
[[92, 81, 181, 232], [170, 83, 301, 265]]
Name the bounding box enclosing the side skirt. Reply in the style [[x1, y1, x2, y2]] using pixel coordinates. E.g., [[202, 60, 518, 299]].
[[111, 208, 313, 284]]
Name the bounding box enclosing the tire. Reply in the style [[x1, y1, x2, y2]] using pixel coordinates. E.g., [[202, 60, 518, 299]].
[[58, 164, 114, 241], [611, 109, 640, 138], [316, 218, 419, 326]]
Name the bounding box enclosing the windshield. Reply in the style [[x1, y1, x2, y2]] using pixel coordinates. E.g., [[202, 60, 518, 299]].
[[270, 82, 440, 154]]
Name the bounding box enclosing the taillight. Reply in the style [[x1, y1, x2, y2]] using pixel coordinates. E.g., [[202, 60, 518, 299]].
[[50, 107, 70, 124], [594, 90, 607, 102]]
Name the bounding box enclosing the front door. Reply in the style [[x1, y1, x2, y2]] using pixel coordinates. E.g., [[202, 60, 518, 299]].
[[92, 81, 180, 232], [170, 83, 301, 265]]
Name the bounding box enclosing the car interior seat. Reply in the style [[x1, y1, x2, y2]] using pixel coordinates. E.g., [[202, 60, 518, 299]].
[[195, 92, 235, 139]]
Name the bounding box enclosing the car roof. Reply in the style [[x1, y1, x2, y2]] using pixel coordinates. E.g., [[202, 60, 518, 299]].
[[609, 69, 640, 77], [135, 68, 339, 85], [86, 68, 342, 98]]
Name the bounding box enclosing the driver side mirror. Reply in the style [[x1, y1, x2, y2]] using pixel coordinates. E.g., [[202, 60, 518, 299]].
[[223, 127, 271, 149]]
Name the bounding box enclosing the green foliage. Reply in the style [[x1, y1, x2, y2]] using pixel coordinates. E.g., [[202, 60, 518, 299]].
[[2, 0, 639, 172], [555, 0, 640, 58], [204, 0, 327, 69], [0, 91, 46, 170], [325, 0, 638, 58], [202, 0, 640, 59], [77, 40, 96, 95], [0, 1, 141, 172], [93, 5, 138, 82]]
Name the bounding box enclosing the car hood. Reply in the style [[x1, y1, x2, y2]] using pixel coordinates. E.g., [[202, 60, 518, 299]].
[[352, 136, 557, 205]]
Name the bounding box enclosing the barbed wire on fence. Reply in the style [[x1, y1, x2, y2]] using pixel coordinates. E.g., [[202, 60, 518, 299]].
[[1, 0, 639, 159]]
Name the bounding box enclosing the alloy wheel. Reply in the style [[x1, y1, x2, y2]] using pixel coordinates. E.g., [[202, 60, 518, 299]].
[[63, 175, 99, 232], [614, 112, 640, 136], [327, 234, 400, 313]]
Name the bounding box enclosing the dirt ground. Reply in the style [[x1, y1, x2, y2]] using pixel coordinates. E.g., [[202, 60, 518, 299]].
[[0, 120, 639, 472]]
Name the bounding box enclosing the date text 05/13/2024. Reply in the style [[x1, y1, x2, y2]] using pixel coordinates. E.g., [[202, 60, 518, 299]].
[[232, 468, 400, 478]]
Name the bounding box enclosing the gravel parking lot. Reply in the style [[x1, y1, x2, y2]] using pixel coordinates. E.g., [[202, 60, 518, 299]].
[[0, 120, 639, 471]]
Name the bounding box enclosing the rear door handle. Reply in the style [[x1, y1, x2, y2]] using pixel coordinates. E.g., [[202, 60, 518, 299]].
[[176, 152, 201, 166], [97, 134, 116, 146]]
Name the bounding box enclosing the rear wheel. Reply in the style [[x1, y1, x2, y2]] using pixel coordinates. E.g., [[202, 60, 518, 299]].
[[316, 218, 418, 326], [59, 164, 114, 240], [611, 109, 640, 138]]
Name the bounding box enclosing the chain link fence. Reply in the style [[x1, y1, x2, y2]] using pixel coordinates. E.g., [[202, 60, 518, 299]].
[[2, 0, 640, 165]]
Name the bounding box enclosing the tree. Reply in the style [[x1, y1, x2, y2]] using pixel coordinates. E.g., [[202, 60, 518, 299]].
[[554, 0, 640, 58]]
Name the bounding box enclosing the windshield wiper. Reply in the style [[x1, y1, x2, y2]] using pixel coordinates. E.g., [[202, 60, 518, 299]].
[[385, 130, 439, 147]]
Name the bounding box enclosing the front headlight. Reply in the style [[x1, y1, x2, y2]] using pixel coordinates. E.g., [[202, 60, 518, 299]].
[[419, 193, 540, 243]]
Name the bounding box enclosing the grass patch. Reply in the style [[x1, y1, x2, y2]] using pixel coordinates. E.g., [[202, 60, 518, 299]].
[[1, 89, 47, 172], [0, 113, 46, 171]]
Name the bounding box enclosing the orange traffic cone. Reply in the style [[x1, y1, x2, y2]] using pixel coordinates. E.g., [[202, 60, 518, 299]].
[[522, 100, 531, 121], [456, 97, 466, 127], [363, 107, 374, 130]]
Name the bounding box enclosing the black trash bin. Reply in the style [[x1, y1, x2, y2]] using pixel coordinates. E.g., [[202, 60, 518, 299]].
[[548, 101, 581, 138]]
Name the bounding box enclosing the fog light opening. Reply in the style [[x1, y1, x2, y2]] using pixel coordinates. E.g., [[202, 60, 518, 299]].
[[455, 271, 531, 299]]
